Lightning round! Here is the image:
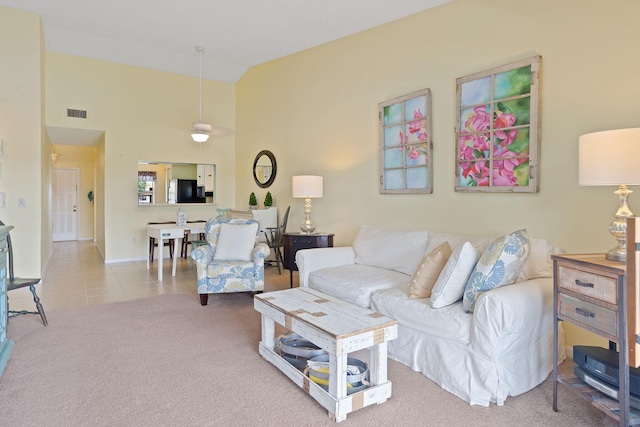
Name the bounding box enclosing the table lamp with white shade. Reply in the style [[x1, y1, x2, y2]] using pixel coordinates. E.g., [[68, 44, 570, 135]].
[[579, 128, 640, 262], [292, 175, 323, 234]]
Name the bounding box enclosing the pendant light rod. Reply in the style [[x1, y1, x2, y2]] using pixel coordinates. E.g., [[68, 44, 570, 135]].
[[196, 46, 204, 121], [191, 45, 211, 143]]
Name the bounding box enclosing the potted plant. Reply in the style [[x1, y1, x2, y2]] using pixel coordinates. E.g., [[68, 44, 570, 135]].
[[249, 192, 258, 210], [264, 191, 273, 208]]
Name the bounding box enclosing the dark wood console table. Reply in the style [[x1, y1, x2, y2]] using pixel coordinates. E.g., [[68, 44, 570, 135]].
[[282, 232, 334, 288]]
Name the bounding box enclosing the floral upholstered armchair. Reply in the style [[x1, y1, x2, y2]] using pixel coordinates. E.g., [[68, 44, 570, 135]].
[[191, 218, 270, 305]]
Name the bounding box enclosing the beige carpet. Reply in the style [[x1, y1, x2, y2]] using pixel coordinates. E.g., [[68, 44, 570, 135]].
[[0, 293, 617, 426]]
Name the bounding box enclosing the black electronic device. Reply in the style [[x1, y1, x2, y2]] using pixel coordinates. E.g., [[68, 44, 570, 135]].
[[573, 365, 640, 411], [573, 345, 640, 396]]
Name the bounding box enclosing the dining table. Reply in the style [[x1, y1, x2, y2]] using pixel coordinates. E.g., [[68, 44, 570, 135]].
[[146, 221, 207, 281]]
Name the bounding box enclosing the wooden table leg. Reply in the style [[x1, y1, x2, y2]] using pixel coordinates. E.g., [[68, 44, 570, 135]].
[[157, 236, 164, 281], [369, 342, 388, 387], [329, 352, 348, 399], [146, 233, 150, 272], [171, 238, 179, 277], [330, 352, 348, 422], [261, 314, 275, 351]]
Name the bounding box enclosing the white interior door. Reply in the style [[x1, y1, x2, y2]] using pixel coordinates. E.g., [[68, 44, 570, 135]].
[[53, 168, 79, 241]]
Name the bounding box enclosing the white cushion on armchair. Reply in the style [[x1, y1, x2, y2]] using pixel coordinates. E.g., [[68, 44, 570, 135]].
[[213, 222, 259, 261]]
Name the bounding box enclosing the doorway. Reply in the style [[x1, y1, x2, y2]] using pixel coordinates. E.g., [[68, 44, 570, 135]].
[[53, 168, 79, 241]]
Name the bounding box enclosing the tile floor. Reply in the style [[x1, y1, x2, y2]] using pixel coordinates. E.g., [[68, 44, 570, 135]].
[[8, 240, 294, 314]]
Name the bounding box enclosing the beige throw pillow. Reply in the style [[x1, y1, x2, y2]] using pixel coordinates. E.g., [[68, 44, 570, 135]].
[[408, 242, 452, 299]]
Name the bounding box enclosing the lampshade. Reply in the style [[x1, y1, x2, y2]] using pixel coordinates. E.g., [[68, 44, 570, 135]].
[[579, 128, 640, 186], [578, 127, 640, 262], [292, 175, 323, 198]]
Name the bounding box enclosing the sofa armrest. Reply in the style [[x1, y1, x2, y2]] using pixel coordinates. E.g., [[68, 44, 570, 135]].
[[191, 245, 215, 278], [470, 278, 555, 359], [252, 243, 270, 262], [296, 247, 356, 287]]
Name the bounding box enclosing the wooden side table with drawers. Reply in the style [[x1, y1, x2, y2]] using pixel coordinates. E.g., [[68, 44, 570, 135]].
[[552, 253, 639, 426], [282, 232, 334, 288]]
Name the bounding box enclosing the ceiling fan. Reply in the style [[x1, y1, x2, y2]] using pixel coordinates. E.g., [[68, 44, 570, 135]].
[[191, 46, 211, 143]]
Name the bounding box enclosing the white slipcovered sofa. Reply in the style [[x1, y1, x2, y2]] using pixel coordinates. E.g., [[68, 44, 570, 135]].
[[296, 225, 566, 406]]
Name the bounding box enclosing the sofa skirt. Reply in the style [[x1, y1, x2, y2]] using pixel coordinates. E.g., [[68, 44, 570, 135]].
[[385, 322, 565, 406]]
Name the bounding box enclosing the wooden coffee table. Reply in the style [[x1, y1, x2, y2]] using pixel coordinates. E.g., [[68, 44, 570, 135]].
[[254, 287, 398, 422]]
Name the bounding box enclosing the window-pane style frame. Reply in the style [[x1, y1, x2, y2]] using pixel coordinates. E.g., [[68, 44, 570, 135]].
[[455, 56, 541, 193], [379, 88, 432, 194]]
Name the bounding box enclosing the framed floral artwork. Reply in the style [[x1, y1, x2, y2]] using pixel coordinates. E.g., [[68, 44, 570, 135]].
[[455, 56, 541, 193], [379, 88, 432, 194]]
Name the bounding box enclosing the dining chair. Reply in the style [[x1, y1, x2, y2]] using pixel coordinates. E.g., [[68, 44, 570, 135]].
[[148, 221, 175, 263], [180, 220, 207, 260], [263, 206, 290, 274], [0, 220, 47, 326]]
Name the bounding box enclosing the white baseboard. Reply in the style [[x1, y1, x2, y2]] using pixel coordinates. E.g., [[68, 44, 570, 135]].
[[105, 256, 147, 264]]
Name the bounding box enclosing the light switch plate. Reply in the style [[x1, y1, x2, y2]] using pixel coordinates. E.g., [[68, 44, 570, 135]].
[[0, 192, 5, 208]]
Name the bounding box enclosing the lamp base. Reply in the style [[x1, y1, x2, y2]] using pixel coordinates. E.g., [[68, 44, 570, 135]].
[[299, 196, 317, 234], [605, 184, 634, 264], [299, 217, 316, 235], [605, 248, 626, 263]]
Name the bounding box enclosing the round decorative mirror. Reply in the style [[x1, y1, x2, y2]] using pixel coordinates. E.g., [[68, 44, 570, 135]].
[[253, 150, 277, 188]]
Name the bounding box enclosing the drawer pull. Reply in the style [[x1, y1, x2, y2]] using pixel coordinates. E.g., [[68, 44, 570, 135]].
[[161, 233, 171, 237], [575, 307, 595, 318], [575, 279, 594, 288]]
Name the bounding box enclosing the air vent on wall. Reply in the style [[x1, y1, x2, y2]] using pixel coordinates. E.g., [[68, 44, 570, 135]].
[[67, 108, 87, 119]]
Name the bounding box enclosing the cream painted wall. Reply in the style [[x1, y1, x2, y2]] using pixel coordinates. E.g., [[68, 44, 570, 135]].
[[42, 131, 53, 274], [95, 135, 106, 258], [0, 7, 44, 277], [52, 145, 97, 240], [236, 0, 640, 347], [40, 20, 52, 275], [45, 52, 236, 262]]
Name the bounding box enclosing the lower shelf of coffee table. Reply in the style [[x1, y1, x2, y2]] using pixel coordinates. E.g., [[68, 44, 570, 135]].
[[259, 343, 392, 422]]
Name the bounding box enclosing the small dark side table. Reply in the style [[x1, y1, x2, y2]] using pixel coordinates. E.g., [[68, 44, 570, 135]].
[[282, 232, 334, 288]]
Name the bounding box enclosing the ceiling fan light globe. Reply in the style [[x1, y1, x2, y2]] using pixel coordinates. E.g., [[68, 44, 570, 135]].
[[191, 132, 210, 143]]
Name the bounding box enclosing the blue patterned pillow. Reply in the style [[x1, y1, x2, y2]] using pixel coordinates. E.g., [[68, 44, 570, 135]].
[[462, 229, 530, 312]]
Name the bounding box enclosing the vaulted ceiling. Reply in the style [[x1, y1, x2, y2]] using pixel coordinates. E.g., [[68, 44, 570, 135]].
[[0, 0, 452, 83]]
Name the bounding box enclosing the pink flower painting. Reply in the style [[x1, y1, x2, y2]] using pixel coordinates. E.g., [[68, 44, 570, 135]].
[[458, 104, 528, 187], [456, 59, 538, 191], [380, 89, 432, 193]]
